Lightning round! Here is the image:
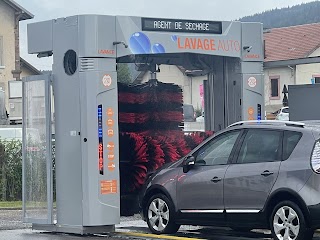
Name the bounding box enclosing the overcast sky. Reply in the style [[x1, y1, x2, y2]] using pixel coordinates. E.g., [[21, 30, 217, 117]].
[[15, 0, 317, 70]]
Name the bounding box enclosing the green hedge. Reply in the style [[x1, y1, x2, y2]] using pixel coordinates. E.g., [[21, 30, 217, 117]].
[[0, 139, 22, 201]]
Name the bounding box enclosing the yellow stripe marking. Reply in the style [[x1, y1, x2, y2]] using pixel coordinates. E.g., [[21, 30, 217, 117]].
[[117, 231, 205, 240]]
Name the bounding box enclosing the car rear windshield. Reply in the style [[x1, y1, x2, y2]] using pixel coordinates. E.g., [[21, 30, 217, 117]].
[[283, 131, 302, 160]]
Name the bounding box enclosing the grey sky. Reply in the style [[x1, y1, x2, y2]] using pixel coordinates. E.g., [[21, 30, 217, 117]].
[[15, 0, 317, 70]]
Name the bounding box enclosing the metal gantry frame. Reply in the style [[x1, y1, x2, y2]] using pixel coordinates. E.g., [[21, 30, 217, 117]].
[[22, 15, 264, 235]]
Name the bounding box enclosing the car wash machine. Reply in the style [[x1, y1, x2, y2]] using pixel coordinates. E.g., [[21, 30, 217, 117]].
[[22, 15, 264, 234]]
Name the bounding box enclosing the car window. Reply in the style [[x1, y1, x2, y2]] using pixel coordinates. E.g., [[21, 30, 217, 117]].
[[195, 130, 240, 166], [273, 109, 280, 115], [237, 129, 281, 164], [282, 108, 289, 113], [283, 131, 302, 160]]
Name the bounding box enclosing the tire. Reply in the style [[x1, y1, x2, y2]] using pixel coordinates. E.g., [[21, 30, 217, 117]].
[[145, 194, 180, 234], [231, 227, 252, 232], [270, 201, 313, 240]]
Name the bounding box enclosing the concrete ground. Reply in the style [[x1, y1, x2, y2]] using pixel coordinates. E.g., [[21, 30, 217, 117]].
[[0, 209, 30, 230], [1, 210, 320, 240]]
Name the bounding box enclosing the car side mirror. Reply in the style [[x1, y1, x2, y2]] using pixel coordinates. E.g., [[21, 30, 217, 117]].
[[183, 156, 195, 173]]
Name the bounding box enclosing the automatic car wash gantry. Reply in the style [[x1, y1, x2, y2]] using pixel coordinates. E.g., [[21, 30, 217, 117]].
[[22, 15, 264, 235]]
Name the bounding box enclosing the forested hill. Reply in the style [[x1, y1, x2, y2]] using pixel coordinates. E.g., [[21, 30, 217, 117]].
[[239, 1, 320, 29]]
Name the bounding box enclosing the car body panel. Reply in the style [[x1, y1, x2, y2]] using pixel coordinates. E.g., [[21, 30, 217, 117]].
[[177, 165, 228, 211], [270, 131, 315, 204], [224, 161, 281, 211], [143, 165, 181, 210]]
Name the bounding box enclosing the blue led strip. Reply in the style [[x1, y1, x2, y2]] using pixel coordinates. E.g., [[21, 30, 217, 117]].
[[98, 105, 104, 175], [257, 104, 262, 121]]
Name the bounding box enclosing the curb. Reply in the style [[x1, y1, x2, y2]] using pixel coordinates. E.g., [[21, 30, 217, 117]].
[[0, 208, 22, 210]]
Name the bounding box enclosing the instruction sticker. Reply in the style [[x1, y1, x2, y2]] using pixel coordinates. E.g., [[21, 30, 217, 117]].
[[101, 180, 117, 194], [108, 153, 115, 161], [102, 74, 112, 87], [107, 162, 116, 171], [248, 107, 255, 115], [247, 77, 257, 88], [107, 142, 115, 151], [105, 106, 116, 171], [107, 108, 114, 117], [107, 129, 114, 137], [107, 119, 114, 127]]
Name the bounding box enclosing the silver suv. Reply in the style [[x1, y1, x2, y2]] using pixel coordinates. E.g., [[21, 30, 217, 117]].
[[140, 120, 320, 240]]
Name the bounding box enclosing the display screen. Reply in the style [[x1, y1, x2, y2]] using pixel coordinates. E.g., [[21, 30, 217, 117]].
[[142, 18, 222, 34], [98, 105, 104, 175]]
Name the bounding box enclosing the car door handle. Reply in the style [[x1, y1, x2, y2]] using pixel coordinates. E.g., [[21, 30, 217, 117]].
[[261, 170, 274, 177], [211, 177, 222, 183]]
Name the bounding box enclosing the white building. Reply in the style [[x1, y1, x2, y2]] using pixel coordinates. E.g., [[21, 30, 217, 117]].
[[0, 0, 39, 122], [264, 23, 320, 114]]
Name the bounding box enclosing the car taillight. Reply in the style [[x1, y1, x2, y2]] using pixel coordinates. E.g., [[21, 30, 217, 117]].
[[311, 140, 320, 173]]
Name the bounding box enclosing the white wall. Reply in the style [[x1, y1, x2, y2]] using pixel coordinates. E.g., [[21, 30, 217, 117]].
[[142, 65, 185, 86], [21, 66, 36, 79], [264, 47, 320, 112], [189, 76, 205, 112], [296, 63, 320, 84], [141, 65, 205, 110], [309, 47, 320, 57], [296, 47, 320, 85], [0, 1, 15, 112], [264, 67, 294, 112]]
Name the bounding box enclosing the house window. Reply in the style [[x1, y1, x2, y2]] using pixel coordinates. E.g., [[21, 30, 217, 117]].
[[270, 77, 279, 98], [0, 36, 3, 67], [314, 76, 320, 84]]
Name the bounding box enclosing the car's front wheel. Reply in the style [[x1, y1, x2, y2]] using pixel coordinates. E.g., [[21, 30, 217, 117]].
[[270, 201, 314, 240], [146, 194, 180, 234]]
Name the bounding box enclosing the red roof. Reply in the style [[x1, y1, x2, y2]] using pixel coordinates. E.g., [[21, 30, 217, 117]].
[[264, 23, 320, 62]]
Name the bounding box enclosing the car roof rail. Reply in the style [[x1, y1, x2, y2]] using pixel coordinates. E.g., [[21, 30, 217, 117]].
[[227, 120, 305, 128]]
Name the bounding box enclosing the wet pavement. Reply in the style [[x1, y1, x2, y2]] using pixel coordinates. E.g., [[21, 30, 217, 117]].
[[1, 210, 320, 239], [0, 227, 274, 240], [0, 209, 30, 230]]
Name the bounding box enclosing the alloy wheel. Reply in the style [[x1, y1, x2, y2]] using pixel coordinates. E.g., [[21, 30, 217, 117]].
[[273, 206, 300, 240], [148, 198, 170, 232]]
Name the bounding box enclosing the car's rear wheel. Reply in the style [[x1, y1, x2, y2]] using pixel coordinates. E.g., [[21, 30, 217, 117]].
[[146, 194, 180, 234], [270, 201, 314, 240]]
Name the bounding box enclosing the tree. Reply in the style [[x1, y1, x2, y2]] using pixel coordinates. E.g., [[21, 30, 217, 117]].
[[117, 63, 132, 84], [239, 1, 320, 29]]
